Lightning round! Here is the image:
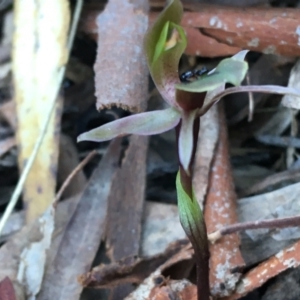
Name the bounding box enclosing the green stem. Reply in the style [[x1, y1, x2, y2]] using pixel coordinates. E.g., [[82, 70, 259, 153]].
[[175, 119, 210, 300]]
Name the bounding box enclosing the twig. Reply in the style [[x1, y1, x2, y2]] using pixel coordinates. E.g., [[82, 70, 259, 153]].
[[246, 74, 254, 122], [0, 0, 83, 236], [212, 85, 300, 105], [67, 0, 83, 51], [54, 150, 97, 204], [240, 167, 300, 197], [208, 215, 300, 243], [256, 134, 300, 148]]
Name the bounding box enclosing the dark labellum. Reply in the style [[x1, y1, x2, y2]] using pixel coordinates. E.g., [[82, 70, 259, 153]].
[[180, 67, 209, 83]]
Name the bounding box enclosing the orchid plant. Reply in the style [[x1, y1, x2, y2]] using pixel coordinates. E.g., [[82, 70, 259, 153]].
[[78, 0, 300, 299]]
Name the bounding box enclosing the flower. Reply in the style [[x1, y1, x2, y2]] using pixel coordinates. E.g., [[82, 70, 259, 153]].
[[77, 0, 299, 172]]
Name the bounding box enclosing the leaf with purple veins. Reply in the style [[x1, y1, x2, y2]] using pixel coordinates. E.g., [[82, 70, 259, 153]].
[[77, 107, 181, 143]]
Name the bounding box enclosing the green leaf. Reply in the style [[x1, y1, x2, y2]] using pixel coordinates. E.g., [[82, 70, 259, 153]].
[[152, 21, 170, 64], [143, 0, 187, 108], [175, 53, 249, 94], [77, 107, 181, 143], [144, 0, 183, 66], [176, 172, 206, 247]]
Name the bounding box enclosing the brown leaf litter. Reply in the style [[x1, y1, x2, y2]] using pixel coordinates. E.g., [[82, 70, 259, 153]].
[[94, 0, 149, 112], [78, 240, 189, 289], [105, 135, 148, 299], [37, 139, 122, 300], [204, 104, 244, 297], [222, 240, 300, 300], [81, 3, 300, 57], [125, 243, 195, 300]]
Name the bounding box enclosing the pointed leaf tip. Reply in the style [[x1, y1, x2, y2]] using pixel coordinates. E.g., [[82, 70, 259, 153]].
[[175, 51, 249, 94], [231, 49, 249, 61]]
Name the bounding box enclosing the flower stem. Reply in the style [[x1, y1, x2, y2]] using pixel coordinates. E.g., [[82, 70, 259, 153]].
[[176, 119, 210, 300]]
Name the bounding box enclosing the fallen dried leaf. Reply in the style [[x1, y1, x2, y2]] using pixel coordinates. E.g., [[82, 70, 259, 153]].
[[105, 135, 148, 299], [148, 280, 197, 300], [16, 206, 55, 300], [80, 4, 240, 58], [223, 240, 300, 300], [78, 239, 188, 289], [183, 26, 240, 57], [141, 202, 186, 257], [239, 182, 300, 242], [204, 104, 244, 297], [180, 5, 300, 57], [261, 267, 300, 300], [81, 4, 300, 57], [0, 205, 58, 300], [193, 104, 219, 208], [125, 244, 194, 300], [13, 0, 70, 221], [94, 0, 149, 112], [37, 139, 122, 300]]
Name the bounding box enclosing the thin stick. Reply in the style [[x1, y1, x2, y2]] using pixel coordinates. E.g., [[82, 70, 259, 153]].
[[208, 215, 300, 243], [67, 0, 83, 51], [54, 150, 97, 204], [246, 74, 254, 122], [241, 168, 300, 197], [0, 0, 83, 236]]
